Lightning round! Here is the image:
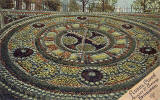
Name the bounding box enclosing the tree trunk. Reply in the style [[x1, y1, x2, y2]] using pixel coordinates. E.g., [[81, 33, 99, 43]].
[[82, 1, 85, 12], [143, 0, 146, 12], [102, 0, 105, 12], [26, 1, 30, 10]]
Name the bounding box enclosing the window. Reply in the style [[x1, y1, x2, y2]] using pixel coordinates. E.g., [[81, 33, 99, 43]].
[[31, 3, 35, 10], [22, 0, 26, 10]]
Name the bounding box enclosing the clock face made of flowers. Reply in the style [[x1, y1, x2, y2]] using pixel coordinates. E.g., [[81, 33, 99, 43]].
[[0, 15, 160, 99]]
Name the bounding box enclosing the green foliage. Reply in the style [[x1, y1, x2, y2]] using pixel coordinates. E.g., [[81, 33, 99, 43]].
[[44, 0, 61, 11], [69, 0, 80, 12], [78, 0, 90, 12], [89, 0, 116, 12], [0, 0, 14, 9], [132, 0, 160, 12]]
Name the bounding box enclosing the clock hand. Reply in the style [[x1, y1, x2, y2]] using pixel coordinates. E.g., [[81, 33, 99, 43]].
[[80, 27, 88, 63]]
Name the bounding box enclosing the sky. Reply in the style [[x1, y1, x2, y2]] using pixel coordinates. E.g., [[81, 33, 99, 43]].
[[116, 0, 136, 8], [61, 0, 136, 11], [61, 0, 136, 8]]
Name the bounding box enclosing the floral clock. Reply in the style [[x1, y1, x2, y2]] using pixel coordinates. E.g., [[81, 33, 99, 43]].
[[0, 14, 160, 99]]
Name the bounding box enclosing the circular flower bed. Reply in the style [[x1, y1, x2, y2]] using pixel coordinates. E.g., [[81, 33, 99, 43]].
[[0, 14, 160, 100]]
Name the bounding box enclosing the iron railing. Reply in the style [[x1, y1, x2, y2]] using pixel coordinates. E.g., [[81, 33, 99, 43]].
[[0, 9, 160, 29], [114, 7, 160, 13]]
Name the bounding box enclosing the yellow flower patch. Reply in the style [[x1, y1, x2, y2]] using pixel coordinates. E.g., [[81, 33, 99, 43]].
[[56, 27, 66, 31], [99, 26, 109, 32], [46, 32, 57, 37], [49, 76, 82, 87], [61, 66, 80, 75], [16, 60, 33, 73], [111, 32, 122, 36], [109, 48, 122, 54], [45, 41, 55, 46], [69, 53, 78, 60], [102, 67, 118, 75], [129, 53, 144, 62], [35, 64, 57, 77], [31, 54, 46, 63], [52, 49, 64, 56], [91, 53, 109, 61], [72, 24, 79, 28], [116, 39, 126, 44], [107, 73, 130, 84]]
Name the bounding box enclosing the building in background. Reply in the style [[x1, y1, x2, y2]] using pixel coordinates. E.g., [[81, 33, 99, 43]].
[[0, 0, 44, 10], [14, 0, 43, 10], [0, 0, 14, 9], [115, 0, 135, 12], [61, 0, 69, 12]]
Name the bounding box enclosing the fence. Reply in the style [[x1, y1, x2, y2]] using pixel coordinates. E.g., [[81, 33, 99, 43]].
[[0, 8, 160, 29], [114, 7, 160, 13]]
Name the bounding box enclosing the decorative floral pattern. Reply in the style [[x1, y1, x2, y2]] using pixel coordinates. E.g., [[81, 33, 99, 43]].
[[79, 68, 107, 86], [62, 36, 78, 45], [76, 43, 96, 51], [92, 36, 107, 45], [77, 16, 87, 20], [32, 23, 45, 28], [0, 14, 160, 100], [120, 61, 146, 75], [13, 48, 34, 58], [122, 24, 134, 29], [140, 47, 157, 55]]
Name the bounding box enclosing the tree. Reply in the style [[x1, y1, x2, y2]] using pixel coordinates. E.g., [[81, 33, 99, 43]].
[[100, 0, 117, 12], [44, 0, 61, 11], [132, 0, 160, 12], [78, 0, 90, 12], [88, 1, 96, 12], [88, 0, 117, 12], [0, 0, 14, 9], [101, 0, 105, 12], [0, 0, 4, 9], [69, 0, 80, 12], [89, 0, 116, 12]]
